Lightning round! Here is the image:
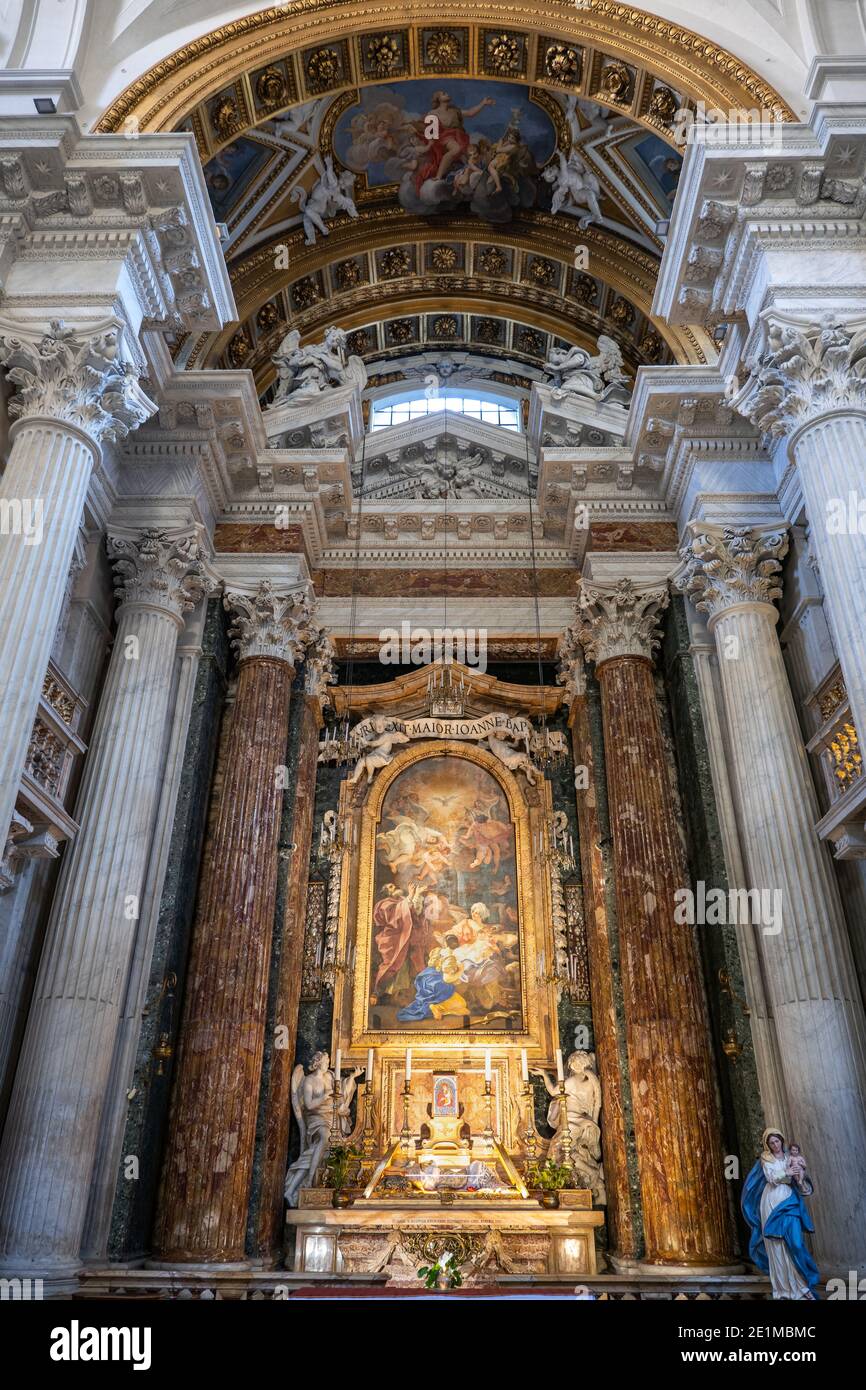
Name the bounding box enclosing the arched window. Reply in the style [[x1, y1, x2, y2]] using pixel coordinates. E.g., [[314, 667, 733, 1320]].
[[369, 390, 521, 431]]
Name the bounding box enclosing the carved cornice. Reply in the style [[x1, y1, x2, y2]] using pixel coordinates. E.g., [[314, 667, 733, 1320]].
[[736, 318, 866, 439], [573, 576, 668, 666], [107, 529, 213, 620], [0, 320, 155, 447], [94, 4, 793, 147], [225, 580, 315, 666], [674, 523, 788, 621]]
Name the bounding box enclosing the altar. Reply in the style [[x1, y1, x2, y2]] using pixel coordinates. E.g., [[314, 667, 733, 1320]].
[[285, 668, 608, 1286]]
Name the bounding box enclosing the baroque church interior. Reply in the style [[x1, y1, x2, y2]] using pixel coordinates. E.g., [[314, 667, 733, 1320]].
[[0, 0, 865, 1313]]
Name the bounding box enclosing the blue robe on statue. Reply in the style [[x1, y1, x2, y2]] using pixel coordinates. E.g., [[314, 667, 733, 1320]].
[[741, 1160, 820, 1298], [396, 967, 455, 1022]]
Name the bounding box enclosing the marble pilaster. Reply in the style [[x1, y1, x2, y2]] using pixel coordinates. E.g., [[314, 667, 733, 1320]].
[[253, 628, 335, 1263], [574, 579, 733, 1268], [677, 523, 866, 1272], [0, 529, 209, 1278], [154, 582, 315, 1265], [557, 633, 637, 1263]]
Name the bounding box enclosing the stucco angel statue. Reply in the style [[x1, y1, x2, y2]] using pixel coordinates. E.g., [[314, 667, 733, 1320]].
[[541, 148, 603, 228], [291, 155, 359, 245], [284, 1050, 362, 1207], [481, 729, 539, 786], [544, 335, 628, 403], [272, 325, 353, 404], [346, 715, 410, 786]]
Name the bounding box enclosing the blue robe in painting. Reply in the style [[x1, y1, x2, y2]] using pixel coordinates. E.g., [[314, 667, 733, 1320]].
[[396, 967, 455, 1022], [740, 1161, 820, 1297]]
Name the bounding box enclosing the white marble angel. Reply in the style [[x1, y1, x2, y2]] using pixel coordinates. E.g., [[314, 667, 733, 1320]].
[[481, 729, 539, 786], [284, 1050, 362, 1207], [291, 155, 359, 245], [542, 148, 603, 227], [534, 1050, 606, 1205], [346, 715, 410, 786], [271, 325, 353, 404], [544, 334, 627, 403]]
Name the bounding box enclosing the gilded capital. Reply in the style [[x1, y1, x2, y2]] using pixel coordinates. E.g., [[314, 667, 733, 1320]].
[[0, 319, 155, 446], [225, 581, 314, 666], [556, 626, 588, 701], [574, 578, 668, 667], [107, 529, 213, 620], [735, 317, 866, 438], [674, 524, 788, 621]]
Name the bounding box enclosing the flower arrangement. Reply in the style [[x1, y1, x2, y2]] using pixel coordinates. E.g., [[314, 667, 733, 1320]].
[[417, 1251, 463, 1290]]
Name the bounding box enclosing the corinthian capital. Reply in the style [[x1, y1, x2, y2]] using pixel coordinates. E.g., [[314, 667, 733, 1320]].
[[0, 319, 155, 446], [225, 581, 314, 666], [108, 530, 214, 621], [674, 524, 788, 621], [556, 626, 587, 701], [574, 578, 668, 667], [736, 318, 866, 438]]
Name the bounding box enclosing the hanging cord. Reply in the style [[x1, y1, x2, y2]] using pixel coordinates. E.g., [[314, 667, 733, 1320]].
[[342, 405, 367, 770], [523, 396, 548, 750]]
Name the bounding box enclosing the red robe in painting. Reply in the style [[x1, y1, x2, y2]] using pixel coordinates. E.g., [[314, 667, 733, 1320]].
[[373, 893, 426, 992], [413, 125, 470, 193]]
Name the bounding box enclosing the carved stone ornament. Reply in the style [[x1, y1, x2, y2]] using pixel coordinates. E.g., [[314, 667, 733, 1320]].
[[574, 578, 669, 666], [556, 627, 587, 701], [303, 624, 337, 701], [0, 320, 155, 445], [107, 529, 213, 619], [674, 525, 789, 621], [737, 317, 866, 438], [225, 581, 315, 666]]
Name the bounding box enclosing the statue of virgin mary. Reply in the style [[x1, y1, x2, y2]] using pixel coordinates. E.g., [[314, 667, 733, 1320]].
[[740, 1127, 820, 1300]]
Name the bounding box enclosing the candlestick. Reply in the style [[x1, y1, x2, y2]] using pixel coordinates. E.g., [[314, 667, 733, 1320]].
[[521, 1048, 528, 1084]]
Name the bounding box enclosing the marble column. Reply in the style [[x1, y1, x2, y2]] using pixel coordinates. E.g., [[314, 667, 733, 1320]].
[[0, 530, 207, 1279], [739, 321, 866, 746], [677, 524, 866, 1272], [254, 628, 335, 1263], [557, 632, 637, 1263], [575, 579, 733, 1268], [0, 321, 153, 849], [154, 582, 314, 1265]]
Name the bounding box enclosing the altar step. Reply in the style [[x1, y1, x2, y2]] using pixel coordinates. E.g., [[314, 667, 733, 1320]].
[[76, 1267, 774, 1300]]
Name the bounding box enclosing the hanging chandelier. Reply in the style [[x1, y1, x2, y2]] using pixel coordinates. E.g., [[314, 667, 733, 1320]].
[[424, 658, 467, 719]]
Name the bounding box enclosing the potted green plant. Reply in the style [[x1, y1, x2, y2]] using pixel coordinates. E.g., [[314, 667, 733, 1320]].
[[323, 1144, 363, 1208], [417, 1251, 463, 1291], [525, 1158, 572, 1208]]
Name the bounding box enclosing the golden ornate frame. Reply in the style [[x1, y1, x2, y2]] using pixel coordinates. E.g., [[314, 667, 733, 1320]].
[[334, 737, 559, 1058]]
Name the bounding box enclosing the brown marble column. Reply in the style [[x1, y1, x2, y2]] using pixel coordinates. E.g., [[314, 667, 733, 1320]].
[[254, 630, 334, 1263], [154, 582, 314, 1264], [557, 632, 637, 1263], [575, 578, 732, 1268]]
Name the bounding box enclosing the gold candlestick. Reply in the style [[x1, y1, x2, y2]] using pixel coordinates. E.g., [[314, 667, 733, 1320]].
[[482, 1078, 495, 1151], [361, 1079, 377, 1156], [399, 1079, 413, 1154], [557, 1081, 574, 1180], [521, 1083, 539, 1160]]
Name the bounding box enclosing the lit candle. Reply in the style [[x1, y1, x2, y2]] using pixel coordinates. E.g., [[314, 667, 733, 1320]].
[[405, 1047, 412, 1082], [334, 1048, 342, 1079], [555, 1049, 564, 1083], [521, 1048, 528, 1084], [367, 1048, 374, 1082], [485, 1048, 492, 1082]]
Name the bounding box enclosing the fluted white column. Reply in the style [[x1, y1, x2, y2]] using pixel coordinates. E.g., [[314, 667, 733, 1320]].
[[0, 529, 207, 1280], [738, 321, 866, 743], [689, 633, 791, 1135], [677, 524, 866, 1273], [0, 321, 153, 848]]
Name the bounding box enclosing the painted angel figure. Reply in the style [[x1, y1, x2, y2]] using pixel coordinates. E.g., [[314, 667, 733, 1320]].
[[347, 715, 410, 786], [284, 1050, 362, 1207]]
